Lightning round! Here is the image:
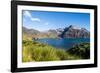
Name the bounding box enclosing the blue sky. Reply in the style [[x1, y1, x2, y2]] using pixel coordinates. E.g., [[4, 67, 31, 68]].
[[22, 10, 90, 31]]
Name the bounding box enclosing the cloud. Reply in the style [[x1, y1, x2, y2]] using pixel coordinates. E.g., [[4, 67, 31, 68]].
[[31, 18, 40, 22], [24, 11, 41, 22], [45, 22, 49, 25], [23, 11, 49, 25], [24, 11, 31, 18]]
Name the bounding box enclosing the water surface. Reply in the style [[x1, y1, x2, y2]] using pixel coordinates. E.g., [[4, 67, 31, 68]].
[[35, 38, 90, 49]]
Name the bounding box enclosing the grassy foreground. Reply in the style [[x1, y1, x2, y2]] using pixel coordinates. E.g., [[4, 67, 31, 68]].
[[22, 39, 90, 62]]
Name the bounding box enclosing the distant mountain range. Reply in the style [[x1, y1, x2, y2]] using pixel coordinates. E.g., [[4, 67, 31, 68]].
[[23, 25, 90, 38]]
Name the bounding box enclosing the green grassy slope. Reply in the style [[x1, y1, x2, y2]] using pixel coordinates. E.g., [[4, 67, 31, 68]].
[[22, 34, 90, 62], [22, 40, 80, 62]]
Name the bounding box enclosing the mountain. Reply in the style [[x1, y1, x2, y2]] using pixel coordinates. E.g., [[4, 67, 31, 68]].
[[22, 27, 40, 35], [59, 25, 90, 38], [22, 27, 55, 38], [46, 28, 64, 37], [22, 27, 41, 40], [22, 25, 90, 39]]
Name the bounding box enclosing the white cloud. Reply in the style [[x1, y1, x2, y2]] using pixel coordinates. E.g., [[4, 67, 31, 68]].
[[24, 11, 41, 22], [24, 11, 31, 18], [45, 22, 49, 25], [31, 18, 40, 22], [23, 11, 50, 25]]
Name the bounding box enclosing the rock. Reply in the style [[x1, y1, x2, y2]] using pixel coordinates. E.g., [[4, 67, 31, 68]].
[[59, 25, 90, 38]]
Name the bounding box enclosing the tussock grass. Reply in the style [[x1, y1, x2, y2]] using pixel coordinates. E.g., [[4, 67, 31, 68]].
[[22, 40, 82, 62], [22, 40, 90, 62]]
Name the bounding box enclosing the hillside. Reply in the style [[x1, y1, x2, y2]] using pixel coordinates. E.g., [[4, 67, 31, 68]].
[[22, 28, 90, 62], [59, 25, 90, 38], [22, 40, 90, 62], [67, 43, 90, 59]]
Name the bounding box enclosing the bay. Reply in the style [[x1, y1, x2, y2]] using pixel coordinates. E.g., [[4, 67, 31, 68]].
[[34, 38, 90, 49]]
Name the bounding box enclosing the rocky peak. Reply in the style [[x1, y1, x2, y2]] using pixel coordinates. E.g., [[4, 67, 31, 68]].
[[59, 25, 90, 38]]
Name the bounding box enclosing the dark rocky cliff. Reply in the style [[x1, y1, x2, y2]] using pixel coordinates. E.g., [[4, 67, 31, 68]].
[[59, 25, 90, 38]]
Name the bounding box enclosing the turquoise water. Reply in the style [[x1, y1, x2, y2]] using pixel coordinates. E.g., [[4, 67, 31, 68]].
[[35, 38, 90, 49]]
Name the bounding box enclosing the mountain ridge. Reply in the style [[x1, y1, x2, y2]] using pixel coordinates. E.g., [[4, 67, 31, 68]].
[[23, 25, 90, 39]]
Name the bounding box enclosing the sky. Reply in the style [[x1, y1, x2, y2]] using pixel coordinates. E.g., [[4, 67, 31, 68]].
[[22, 10, 90, 31]]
